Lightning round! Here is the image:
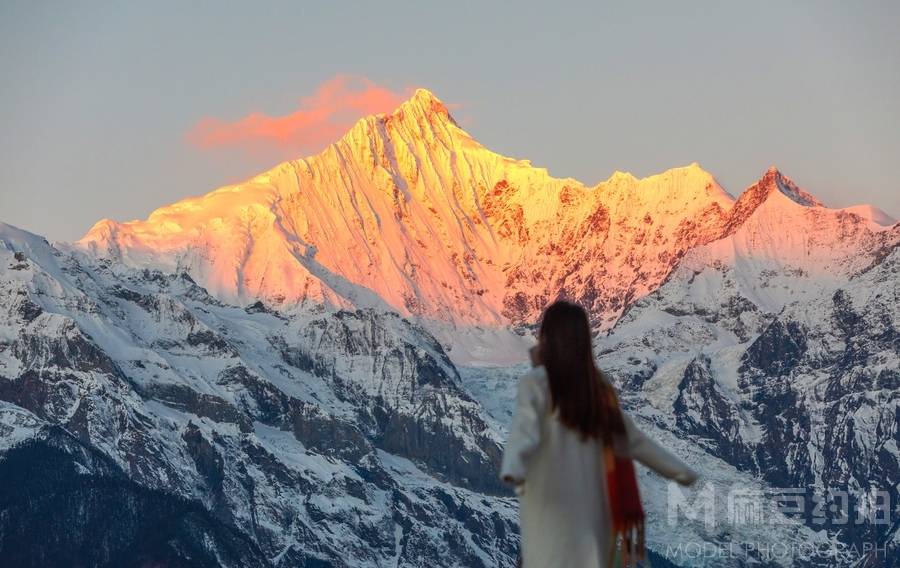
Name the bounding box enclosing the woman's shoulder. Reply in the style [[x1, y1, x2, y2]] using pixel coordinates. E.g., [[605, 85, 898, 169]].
[[516, 366, 550, 412]]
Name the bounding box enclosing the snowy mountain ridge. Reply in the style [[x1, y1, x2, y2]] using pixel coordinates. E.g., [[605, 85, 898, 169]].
[[77, 89, 893, 344], [0, 220, 858, 567], [1, 88, 898, 566]]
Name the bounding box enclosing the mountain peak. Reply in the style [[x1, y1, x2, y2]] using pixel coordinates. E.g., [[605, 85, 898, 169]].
[[719, 167, 825, 236], [392, 88, 456, 127], [758, 166, 823, 207], [335, 87, 461, 158], [409, 88, 444, 107], [607, 170, 637, 183]]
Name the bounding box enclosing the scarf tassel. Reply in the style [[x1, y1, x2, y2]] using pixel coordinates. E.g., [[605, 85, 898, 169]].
[[604, 440, 648, 567], [609, 523, 647, 568]]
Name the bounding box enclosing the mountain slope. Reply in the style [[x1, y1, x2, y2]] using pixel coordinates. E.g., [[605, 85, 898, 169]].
[[78, 90, 736, 335], [0, 426, 271, 568], [2, 221, 855, 567], [0, 223, 520, 567], [77, 91, 895, 354], [594, 179, 900, 563]]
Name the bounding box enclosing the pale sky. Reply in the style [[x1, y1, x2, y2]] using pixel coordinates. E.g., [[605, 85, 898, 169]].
[[1, 0, 898, 242]]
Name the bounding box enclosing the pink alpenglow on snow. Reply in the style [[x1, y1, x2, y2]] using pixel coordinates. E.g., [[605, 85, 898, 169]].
[[80, 89, 899, 340]]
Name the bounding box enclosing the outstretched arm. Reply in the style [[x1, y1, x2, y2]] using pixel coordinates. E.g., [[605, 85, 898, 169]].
[[623, 413, 698, 485], [500, 373, 546, 487]]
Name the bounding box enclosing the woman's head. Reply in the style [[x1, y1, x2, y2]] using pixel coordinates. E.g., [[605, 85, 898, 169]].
[[539, 300, 593, 364], [539, 300, 625, 441]]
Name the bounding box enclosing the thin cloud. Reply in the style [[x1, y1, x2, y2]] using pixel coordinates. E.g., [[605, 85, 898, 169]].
[[186, 75, 409, 156]]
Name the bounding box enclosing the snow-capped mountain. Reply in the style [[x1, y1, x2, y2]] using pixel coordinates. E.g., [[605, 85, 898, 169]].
[[595, 171, 899, 565], [78, 90, 735, 336], [1, 89, 898, 566], [0, 222, 518, 566]]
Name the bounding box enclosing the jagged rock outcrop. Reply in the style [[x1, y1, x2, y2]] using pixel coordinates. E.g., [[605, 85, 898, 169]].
[[0, 224, 519, 567], [596, 181, 900, 564]]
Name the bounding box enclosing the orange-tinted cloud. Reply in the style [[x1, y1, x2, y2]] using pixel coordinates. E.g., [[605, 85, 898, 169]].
[[186, 75, 408, 156]]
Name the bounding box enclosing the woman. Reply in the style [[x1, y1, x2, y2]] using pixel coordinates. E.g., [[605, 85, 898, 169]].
[[501, 300, 697, 568]]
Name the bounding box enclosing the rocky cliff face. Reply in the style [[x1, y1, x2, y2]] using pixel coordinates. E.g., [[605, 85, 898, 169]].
[[0, 426, 271, 568], [596, 190, 900, 565], [0, 224, 519, 567]]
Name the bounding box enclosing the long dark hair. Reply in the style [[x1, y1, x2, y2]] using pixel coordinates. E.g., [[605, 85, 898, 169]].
[[539, 300, 626, 442]]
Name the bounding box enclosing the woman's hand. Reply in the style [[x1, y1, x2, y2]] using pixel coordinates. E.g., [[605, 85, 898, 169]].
[[674, 469, 699, 486]]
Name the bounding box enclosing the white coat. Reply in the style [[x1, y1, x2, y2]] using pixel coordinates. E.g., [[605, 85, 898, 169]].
[[500, 365, 697, 568]]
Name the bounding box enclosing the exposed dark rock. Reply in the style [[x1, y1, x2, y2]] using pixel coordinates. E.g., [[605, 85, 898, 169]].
[[182, 421, 226, 492], [110, 285, 160, 312], [218, 364, 291, 423], [373, 393, 506, 495], [17, 298, 43, 322], [0, 370, 90, 423], [245, 300, 285, 319], [9, 251, 28, 270], [0, 430, 270, 568], [674, 356, 751, 469], [148, 383, 252, 432], [269, 335, 329, 376], [11, 320, 122, 376], [186, 329, 237, 355], [742, 319, 807, 376], [284, 399, 372, 461]]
